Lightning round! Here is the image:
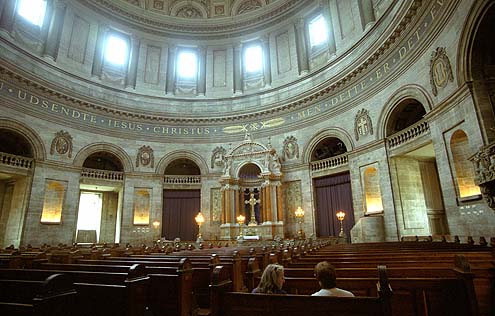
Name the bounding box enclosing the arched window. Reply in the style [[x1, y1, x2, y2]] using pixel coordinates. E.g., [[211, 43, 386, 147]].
[[363, 166, 383, 214], [450, 130, 480, 199]]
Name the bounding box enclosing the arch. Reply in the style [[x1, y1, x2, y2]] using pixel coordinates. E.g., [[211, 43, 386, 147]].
[[303, 127, 354, 164], [450, 129, 480, 198], [170, 1, 208, 18], [234, 161, 264, 178], [377, 84, 433, 139], [0, 117, 46, 160], [156, 150, 209, 176], [456, 0, 494, 84], [73, 143, 134, 172]]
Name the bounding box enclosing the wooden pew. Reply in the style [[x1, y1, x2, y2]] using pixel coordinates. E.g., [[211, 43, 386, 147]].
[[0, 264, 148, 316], [210, 265, 393, 316], [0, 273, 76, 316], [37, 260, 194, 316]]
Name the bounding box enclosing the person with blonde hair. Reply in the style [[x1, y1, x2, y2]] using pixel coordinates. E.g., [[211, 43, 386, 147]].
[[312, 261, 354, 297], [252, 263, 287, 294]]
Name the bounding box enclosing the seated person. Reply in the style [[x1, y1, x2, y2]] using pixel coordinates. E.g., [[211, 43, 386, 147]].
[[312, 261, 354, 297], [252, 263, 287, 294]]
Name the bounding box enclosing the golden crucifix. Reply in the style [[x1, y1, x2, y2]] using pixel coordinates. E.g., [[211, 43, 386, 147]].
[[244, 192, 259, 226]]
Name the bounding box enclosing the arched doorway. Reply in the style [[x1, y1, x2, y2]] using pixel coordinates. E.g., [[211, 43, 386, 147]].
[[0, 129, 35, 247], [162, 158, 201, 241], [311, 137, 355, 239], [386, 98, 448, 236], [77, 151, 123, 243]]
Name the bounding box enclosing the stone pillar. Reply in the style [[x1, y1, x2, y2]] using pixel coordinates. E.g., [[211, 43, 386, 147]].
[[126, 36, 140, 88], [221, 186, 229, 224], [0, 0, 17, 34], [264, 184, 272, 222], [43, 0, 66, 60], [234, 186, 241, 220], [92, 24, 108, 78], [276, 183, 283, 222], [166, 44, 177, 94], [321, 0, 336, 55], [357, 0, 375, 30], [233, 42, 242, 94], [198, 46, 207, 95], [294, 19, 309, 75], [261, 36, 271, 87]]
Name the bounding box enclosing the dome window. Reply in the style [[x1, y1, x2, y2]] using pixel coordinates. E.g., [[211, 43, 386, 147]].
[[244, 44, 263, 74], [104, 34, 129, 66], [308, 15, 328, 48], [17, 0, 47, 27], [177, 50, 198, 80]]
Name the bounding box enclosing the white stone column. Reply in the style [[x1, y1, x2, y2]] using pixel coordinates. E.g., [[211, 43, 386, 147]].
[[233, 42, 242, 94], [294, 19, 309, 75], [43, 0, 66, 60], [198, 46, 207, 95], [126, 35, 140, 88], [166, 44, 177, 94]]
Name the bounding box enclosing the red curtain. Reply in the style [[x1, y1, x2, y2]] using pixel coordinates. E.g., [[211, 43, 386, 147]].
[[162, 189, 201, 241], [313, 172, 355, 239]]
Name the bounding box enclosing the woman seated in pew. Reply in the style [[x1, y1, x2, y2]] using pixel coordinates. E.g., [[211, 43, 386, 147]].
[[252, 263, 287, 294], [312, 261, 354, 297]]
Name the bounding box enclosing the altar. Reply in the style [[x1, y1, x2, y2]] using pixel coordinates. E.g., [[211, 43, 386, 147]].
[[218, 134, 285, 240]]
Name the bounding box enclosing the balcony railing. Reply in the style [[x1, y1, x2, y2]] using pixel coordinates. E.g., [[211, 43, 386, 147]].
[[0, 152, 33, 170], [387, 119, 430, 149], [164, 175, 201, 185], [81, 168, 123, 181], [310, 153, 348, 172]]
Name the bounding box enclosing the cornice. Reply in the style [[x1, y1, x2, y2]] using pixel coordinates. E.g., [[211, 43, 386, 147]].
[[0, 0, 423, 126]]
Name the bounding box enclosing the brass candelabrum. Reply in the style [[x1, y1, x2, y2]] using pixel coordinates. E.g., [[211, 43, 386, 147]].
[[295, 206, 305, 239], [236, 214, 245, 242], [194, 211, 205, 243], [336, 210, 346, 237]]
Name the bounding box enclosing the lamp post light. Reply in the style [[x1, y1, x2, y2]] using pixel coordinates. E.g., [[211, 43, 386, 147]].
[[195, 211, 205, 243], [236, 214, 245, 243], [152, 220, 160, 240], [336, 210, 346, 237], [295, 206, 305, 239]]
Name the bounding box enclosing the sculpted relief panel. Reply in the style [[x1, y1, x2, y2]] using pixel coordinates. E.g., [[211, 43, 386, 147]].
[[276, 31, 291, 74], [145, 45, 162, 84], [68, 15, 90, 64], [213, 50, 227, 87]]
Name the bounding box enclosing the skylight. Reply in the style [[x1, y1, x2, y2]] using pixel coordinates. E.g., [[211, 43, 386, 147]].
[[308, 15, 329, 47], [177, 51, 198, 79], [104, 35, 128, 66], [244, 45, 263, 74], [18, 0, 47, 27]]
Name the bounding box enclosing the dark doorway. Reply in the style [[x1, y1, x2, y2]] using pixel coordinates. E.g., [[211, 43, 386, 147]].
[[314, 172, 355, 239], [162, 189, 201, 241]]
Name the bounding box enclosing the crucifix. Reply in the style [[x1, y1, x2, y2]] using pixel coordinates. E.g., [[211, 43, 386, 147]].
[[245, 192, 259, 226]]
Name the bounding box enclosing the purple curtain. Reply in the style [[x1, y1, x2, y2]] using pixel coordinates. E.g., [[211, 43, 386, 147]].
[[162, 190, 201, 241], [313, 173, 355, 239]]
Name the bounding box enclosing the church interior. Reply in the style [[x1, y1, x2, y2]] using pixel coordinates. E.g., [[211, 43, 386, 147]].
[[0, 0, 494, 315]]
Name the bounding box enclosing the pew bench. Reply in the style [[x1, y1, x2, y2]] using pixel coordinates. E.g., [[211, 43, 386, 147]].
[[0, 273, 76, 316]]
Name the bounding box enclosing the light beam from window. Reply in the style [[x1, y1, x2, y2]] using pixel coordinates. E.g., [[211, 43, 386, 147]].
[[244, 45, 263, 74], [18, 0, 47, 27], [104, 35, 128, 66], [309, 15, 329, 47], [177, 51, 198, 79]]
